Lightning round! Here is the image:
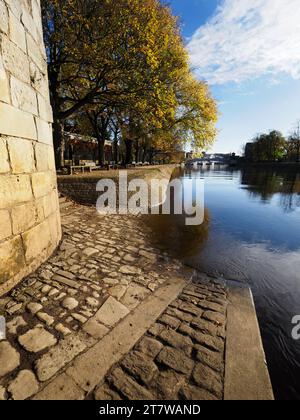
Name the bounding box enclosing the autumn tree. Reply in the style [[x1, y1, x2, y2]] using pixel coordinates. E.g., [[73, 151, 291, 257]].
[[42, 0, 218, 167]]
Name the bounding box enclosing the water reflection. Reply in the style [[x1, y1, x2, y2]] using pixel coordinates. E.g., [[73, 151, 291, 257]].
[[142, 165, 300, 400], [142, 210, 210, 259], [241, 167, 300, 212]]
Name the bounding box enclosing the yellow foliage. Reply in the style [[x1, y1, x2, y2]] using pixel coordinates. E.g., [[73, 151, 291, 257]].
[[42, 0, 218, 155]]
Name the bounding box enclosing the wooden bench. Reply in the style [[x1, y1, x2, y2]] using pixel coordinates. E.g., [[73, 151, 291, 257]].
[[69, 165, 86, 175], [69, 164, 101, 175], [88, 165, 102, 172]]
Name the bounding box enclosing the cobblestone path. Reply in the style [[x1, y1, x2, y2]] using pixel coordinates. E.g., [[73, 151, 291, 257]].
[[91, 276, 228, 401], [0, 203, 187, 400], [0, 202, 228, 400]]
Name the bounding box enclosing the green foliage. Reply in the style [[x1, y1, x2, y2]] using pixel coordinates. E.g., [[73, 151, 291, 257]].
[[245, 131, 286, 162]]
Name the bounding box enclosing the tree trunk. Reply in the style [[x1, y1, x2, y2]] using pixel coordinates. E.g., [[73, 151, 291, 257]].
[[149, 149, 154, 165], [97, 137, 105, 166], [135, 140, 139, 163], [114, 136, 118, 163], [142, 145, 149, 163], [53, 119, 65, 169], [125, 139, 133, 165]]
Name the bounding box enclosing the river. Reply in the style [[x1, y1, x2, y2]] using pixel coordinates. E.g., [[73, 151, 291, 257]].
[[143, 165, 300, 400]]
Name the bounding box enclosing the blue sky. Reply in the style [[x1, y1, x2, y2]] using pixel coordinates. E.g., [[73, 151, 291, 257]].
[[169, 0, 300, 154]]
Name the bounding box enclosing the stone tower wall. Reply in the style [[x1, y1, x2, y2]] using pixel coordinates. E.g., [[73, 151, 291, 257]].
[[0, 0, 61, 295]]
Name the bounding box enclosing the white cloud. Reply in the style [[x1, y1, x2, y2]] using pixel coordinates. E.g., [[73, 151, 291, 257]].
[[187, 0, 300, 85]]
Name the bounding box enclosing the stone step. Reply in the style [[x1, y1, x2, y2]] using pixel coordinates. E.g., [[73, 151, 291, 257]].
[[32, 276, 191, 400]]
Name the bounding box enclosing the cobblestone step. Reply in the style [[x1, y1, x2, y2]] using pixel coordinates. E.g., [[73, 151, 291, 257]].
[[88, 275, 228, 401]]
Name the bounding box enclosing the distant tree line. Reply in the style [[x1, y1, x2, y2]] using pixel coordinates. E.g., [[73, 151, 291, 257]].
[[244, 123, 300, 163], [42, 0, 218, 168]]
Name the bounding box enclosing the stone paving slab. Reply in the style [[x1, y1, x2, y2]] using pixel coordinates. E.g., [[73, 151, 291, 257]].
[[224, 282, 274, 400], [33, 275, 189, 399], [90, 275, 228, 401], [0, 204, 187, 400]]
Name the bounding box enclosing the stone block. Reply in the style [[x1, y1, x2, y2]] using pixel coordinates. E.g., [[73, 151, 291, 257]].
[[0, 209, 12, 241], [94, 384, 122, 401], [20, 6, 37, 40], [158, 329, 193, 356], [9, 11, 26, 52], [30, 63, 49, 98], [0, 57, 10, 103], [83, 319, 109, 339], [22, 219, 51, 262], [156, 346, 194, 375], [11, 202, 36, 235], [47, 147, 56, 170], [31, 171, 54, 198], [22, 220, 51, 262], [37, 312, 55, 326], [6, 0, 22, 20], [179, 384, 217, 401], [0, 1, 8, 34], [27, 302, 43, 315], [8, 370, 39, 400], [153, 369, 185, 400], [48, 210, 62, 245], [37, 93, 53, 122], [0, 102, 37, 140], [26, 32, 47, 72], [62, 297, 78, 310], [34, 142, 49, 172], [0, 341, 20, 378], [19, 326, 57, 353], [121, 351, 158, 385], [1, 34, 30, 83], [35, 117, 53, 145], [32, 373, 85, 401], [55, 324, 71, 336], [136, 336, 163, 358], [35, 198, 45, 223], [0, 236, 25, 285], [94, 296, 130, 327], [159, 314, 181, 330], [120, 283, 149, 309], [35, 335, 87, 382], [7, 137, 35, 173], [31, 0, 44, 41], [35, 144, 56, 173], [7, 316, 27, 335], [0, 174, 32, 209], [195, 344, 224, 373], [11, 76, 38, 115], [203, 310, 226, 326], [108, 367, 155, 400], [192, 363, 223, 399], [192, 331, 224, 353], [0, 137, 10, 173], [41, 191, 58, 218]]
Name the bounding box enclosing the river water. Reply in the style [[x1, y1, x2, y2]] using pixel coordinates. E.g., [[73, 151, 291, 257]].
[[143, 165, 300, 400]]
